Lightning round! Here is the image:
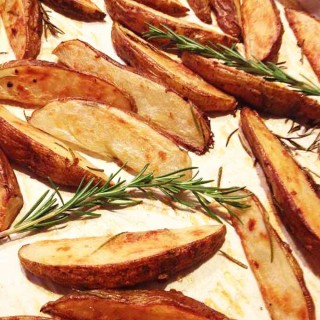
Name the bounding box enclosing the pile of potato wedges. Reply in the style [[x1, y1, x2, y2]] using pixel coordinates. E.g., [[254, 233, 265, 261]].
[[0, 0, 320, 319]]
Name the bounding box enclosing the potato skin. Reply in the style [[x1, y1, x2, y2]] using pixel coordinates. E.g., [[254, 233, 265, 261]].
[[0, 60, 134, 111], [182, 53, 320, 121], [240, 108, 320, 252], [134, 0, 189, 17], [19, 226, 226, 289], [0, 148, 23, 232], [2, 0, 42, 59], [0, 107, 107, 188], [187, 0, 212, 24], [42, 0, 106, 22], [0, 317, 50, 320], [105, 0, 237, 47], [42, 289, 232, 320]]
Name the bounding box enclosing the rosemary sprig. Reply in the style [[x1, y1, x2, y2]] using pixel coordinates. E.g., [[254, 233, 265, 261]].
[[0, 165, 249, 239], [143, 24, 320, 96], [40, 4, 64, 39]]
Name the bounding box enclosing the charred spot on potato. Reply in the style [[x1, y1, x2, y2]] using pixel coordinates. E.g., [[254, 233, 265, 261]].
[[33, 79, 37, 83], [248, 218, 256, 231], [7, 82, 13, 88]]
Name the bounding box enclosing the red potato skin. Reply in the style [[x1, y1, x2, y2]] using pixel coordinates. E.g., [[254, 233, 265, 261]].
[[0, 148, 23, 232], [181, 53, 320, 121], [187, 0, 212, 24], [104, 0, 237, 47], [2, 0, 42, 59], [19, 226, 226, 289], [42, 289, 232, 320]]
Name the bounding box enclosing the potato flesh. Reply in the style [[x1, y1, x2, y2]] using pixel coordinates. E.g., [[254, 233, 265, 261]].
[[240, 108, 320, 251], [19, 225, 223, 266], [231, 192, 315, 320], [286, 9, 320, 82], [111, 24, 236, 113], [0, 60, 133, 110], [242, 0, 283, 61], [29, 100, 192, 177], [53, 40, 211, 154]]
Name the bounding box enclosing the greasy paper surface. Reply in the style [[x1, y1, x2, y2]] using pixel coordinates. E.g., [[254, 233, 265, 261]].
[[0, 1, 319, 319]]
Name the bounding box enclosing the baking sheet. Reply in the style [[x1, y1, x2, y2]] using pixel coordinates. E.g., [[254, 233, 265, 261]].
[[0, 1, 319, 319]]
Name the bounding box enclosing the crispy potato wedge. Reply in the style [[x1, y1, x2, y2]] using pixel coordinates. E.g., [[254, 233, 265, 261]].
[[0, 106, 108, 188], [241, 0, 283, 61], [277, 0, 303, 10], [53, 40, 212, 154], [187, 0, 212, 24], [210, 0, 242, 39], [181, 53, 320, 121], [105, 0, 237, 46], [0, 60, 133, 110], [42, 0, 106, 22], [133, 0, 189, 17], [19, 225, 226, 289], [240, 108, 320, 252], [29, 99, 192, 177], [0, 148, 23, 232], [230, 191, 315, 320], [286, 9, 320, 82], [111, 24, 236, 113], [1, 0, 42, 59], [42, 289, 232, 320]]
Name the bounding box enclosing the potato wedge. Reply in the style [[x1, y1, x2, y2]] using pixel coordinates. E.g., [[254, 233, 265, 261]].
[[0, 106, 108, 188], [42, 289, 232, 320], [230, 191, 315, 320], [0, 60, 133, 110], [41, 0, 106, 22], [53, 40, 213, 154], [187, 0, 212, 24], [29, 99, 192, 177], [105, 0, 237, 47], [111, 24, 236, 113], [19, 225, 226, 289], [242, 0, 283, 61], [181, 53, 320, 121], [286, 9, 320, 82], [0, 317, 50, 320], [133, 0, 189, 17], [1, 0, 42, 59], [277, 0, 303, 10], [240, 107, 320, 252], [210, 0, 242, 39], [0, 148, 23, 232]]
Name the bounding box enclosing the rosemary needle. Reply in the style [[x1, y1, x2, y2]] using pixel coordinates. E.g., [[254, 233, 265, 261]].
[[40, 4, 64, 39], [143, 24, 320, 96], [0, 165, 249, 239]]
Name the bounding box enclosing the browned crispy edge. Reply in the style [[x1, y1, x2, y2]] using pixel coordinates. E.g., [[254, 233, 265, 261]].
[[19, 226, 226, 289], [181, 53, 320, 121], [42, 289, 231, 320], [210, 0, 242, 39], [41, 0, 106, 21], [134, 0, 189, 17], [104, 0, 237, 47], [187, 0, 212, 24], [240, 107, 320, 251], [0, 148, 23, 231], [0, 317, 51, 320]]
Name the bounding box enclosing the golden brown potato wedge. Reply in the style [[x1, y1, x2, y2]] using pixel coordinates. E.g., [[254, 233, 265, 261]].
[[111, 24, 237, 113], [133, 0, 189, 17], [241, 0, 283, 61], [230, 191, 315, 320], [53, 40, 212, 154], [42, 289, 232, 320], [181, 53, 320, 121], [0, 317, 50, 320], [29, 99, 192, 177], [0, 60, 133, 110], [19, 225, 226, 289], [277, 0, 303, 10], [0, 148, 23, 232], [210, 0, 242, 39], [240, 107, 320, 252], [105, 0, 237, 46], [42, 0, 106, 22], [1, 0, 42, 59], [286, 9, 320, 82], [187, 0, 212, 24], [0, 106, 108, 188]]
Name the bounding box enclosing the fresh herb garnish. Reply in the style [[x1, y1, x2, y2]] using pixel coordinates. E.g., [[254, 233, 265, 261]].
[[143, 24, 320, 96], [40, 4, 64, 39], [0, 165, 249, 239]]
